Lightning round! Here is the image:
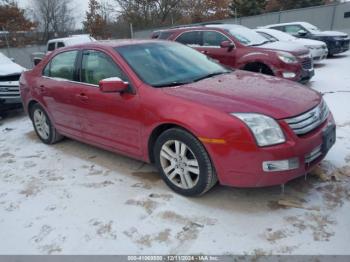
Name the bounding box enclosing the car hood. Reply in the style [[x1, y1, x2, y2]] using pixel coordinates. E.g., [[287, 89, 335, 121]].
[[294, 38, 326, 47], [0, 62, 25, 76], [312, 31, 348, 38], [162, 71, 321, 119], [257, 41, 309, 56]]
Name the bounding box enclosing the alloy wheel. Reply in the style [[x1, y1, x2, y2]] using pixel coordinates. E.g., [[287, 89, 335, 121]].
[[159, 140, 200, 189], [33, 109, 50, 140]]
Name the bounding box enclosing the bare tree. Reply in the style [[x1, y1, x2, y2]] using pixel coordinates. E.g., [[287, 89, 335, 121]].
[[31, 0, 76, 42], [115, 0, 182, 29], [83, 0, 112, 39]]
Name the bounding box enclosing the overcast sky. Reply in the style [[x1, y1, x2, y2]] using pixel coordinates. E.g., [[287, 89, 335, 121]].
[[16, 0, 98, 28]]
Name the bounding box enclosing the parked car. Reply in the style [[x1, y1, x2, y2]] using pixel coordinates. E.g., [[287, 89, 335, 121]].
[[261, 22, 350, 56], [20, 40, 336, 196], [0, 52, 26, 113], [154, 24, 314, 83], [32, 35, 96, 66], [255, 28, 328, 62]]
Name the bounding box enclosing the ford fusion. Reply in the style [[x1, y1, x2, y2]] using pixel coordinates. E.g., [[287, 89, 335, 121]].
[[20, 40, 336, 196]]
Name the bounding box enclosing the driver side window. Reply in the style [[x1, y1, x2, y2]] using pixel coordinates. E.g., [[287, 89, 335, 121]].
[[284, 25, 304, 35], [203, 31, 231, 47], [81, 50, 127, 86]]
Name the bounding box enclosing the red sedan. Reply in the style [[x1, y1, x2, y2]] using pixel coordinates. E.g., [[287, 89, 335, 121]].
[[20, 40, 336, 196]]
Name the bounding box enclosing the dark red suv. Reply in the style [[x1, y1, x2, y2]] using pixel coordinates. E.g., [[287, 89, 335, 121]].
[[153, 24, 315, 83]]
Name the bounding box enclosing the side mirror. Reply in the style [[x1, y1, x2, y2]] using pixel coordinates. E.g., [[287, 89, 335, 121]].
[[220, 41, 234, 51], [297, 30, 307, 37], [10, 57, 15, 62], [33, 58, 42, 66], [99, 77, 129, 93]]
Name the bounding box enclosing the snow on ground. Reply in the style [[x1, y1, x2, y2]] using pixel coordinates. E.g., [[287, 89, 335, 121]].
[[0, 52, 350, 255]]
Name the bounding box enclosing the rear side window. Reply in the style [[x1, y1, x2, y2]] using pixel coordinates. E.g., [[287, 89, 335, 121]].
[[47, 42, 56, 51], [81, 50, 127, 85], [43, 50, 78, 81], [57, 42, 65, 48], [158, 31, 173, 40], [203, 31, 230, 47], [175, 31, 202, 46]]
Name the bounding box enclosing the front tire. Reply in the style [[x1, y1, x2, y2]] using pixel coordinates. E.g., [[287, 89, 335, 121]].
[[154, 128, 217, 196], [30, 104, 63, 144]]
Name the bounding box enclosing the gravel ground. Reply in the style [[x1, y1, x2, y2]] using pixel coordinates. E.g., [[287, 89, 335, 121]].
[[0, 51, 350, 255]]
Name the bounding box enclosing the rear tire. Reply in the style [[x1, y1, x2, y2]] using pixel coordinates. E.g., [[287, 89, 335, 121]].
[[154, 128, 217, 196], [30, 103, 63, 144]]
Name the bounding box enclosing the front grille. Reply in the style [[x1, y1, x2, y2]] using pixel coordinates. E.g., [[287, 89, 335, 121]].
[[301, 57, 313, 70], [0, 74, 20, 82], [305, 145, 322, 164], [0, 82, 20, 99], [285, 100, 329, 136]]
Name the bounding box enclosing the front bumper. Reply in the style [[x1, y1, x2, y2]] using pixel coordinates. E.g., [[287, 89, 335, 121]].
[[310, 48, 328, 61], [0, 80, 22, 110], [206, 115, 335, 188], [274, 56, 314, 83], [328, 39, 350, 55]]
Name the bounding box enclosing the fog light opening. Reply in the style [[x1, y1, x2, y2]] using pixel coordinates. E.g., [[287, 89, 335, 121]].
[[282, 72, 296, 79], [263, 158, 299, 172]]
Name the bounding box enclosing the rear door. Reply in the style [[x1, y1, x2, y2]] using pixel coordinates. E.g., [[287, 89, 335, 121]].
[[39, 50, 84, 137]]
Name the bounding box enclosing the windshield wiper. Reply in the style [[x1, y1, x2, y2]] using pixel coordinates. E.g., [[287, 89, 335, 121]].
[[152, 81, 190, 88], [250, 41, 270, 46], [192, 71, 230, 83]]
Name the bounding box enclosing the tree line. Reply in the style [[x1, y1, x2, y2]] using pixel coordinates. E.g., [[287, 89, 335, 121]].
[[85, 0, 341, 38], [0, 0, 343, 45]]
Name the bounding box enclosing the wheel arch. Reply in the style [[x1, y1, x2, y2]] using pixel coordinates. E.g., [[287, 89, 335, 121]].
[[27, 99, 40, 120], [241, 61, 274, 75], [147, 123, 199, 163]]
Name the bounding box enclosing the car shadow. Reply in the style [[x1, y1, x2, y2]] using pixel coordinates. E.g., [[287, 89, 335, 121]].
[[327, 54, 348, 59], [0, 108, 25, 124], [314, 63, 326, 69], [23, 125, 332, 216]]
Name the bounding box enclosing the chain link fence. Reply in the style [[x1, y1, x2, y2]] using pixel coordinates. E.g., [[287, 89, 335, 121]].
[[134, 2, 350, 39]]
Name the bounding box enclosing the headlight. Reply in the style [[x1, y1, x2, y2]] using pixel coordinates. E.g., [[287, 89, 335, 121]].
[[306, 45, 316, 50], [232, 113, 286, 147], [277, 52, 298, 64]]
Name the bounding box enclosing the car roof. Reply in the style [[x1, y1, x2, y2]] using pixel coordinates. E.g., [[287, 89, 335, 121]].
[[47, 35, 95, 44], [262, 22, 314, 28], [155, 23, 246, 34], [55, 39, 174, 50]]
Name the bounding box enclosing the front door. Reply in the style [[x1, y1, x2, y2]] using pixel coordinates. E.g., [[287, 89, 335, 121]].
[[197, 30, 236, 67], [74, 49, 142, 157]]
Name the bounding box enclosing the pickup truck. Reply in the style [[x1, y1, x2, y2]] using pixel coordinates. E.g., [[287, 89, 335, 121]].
[[32, 35, 95, 66], [0, 52, 26, 114]]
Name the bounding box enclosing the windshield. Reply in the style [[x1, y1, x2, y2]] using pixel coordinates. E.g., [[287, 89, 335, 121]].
[[266, 29, 296, 41], [302, 23, 320, 33], [115, 42, 230, 87], [0, 52, 13, 64], [228, 26, 269, 46]]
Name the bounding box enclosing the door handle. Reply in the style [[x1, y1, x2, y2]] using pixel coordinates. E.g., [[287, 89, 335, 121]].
[[35, 85, 46, 93], [201, 50, 209, 54], [76, 93, 89, 102]]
